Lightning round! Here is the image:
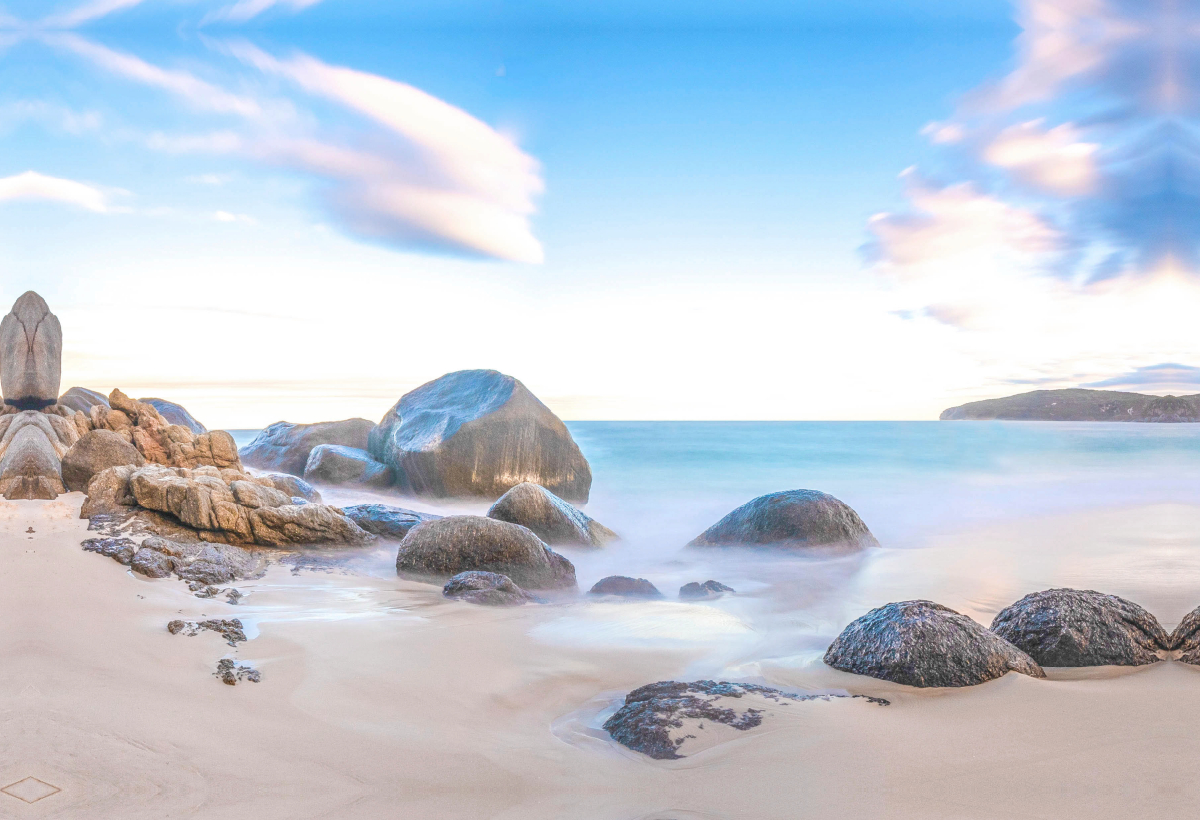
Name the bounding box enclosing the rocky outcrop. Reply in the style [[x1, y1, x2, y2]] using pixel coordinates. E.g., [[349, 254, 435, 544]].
[[486, 482, 616, 547], [604, 680, 889, 760], [58, 387, 109, 414], [368, 370, 592, 502], [88, 535, 266, 585], [0, 411, 76, 499], [0, 291, 62, 410], [941, 388, 1200, 422], [679, 580, 735, 600], [824, 600, 1045, 687], [689, 490, 878, 550], [1169, 607, 1200, 664], [342, 504, 441, 540], [442, 571, 533, 606], [239, 418, 375, 476], [303, 444, 392, 489], [61, 429, 145, 492], [990, 588, 1169, 667], [140, 398, 207, 434], [589, 576, 662, 598], [395, 515, 576, 590]]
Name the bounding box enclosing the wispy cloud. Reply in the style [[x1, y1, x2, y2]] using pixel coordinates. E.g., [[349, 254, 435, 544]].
[[204, 0, 324, 24], [0, 170, 110, 211], [41, 0, 150, 29], [1083, 363, 1200, 392]]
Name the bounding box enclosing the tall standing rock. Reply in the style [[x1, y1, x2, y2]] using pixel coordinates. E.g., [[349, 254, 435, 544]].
[[0, 291, 62, 410], [368, 370, 592, 502]]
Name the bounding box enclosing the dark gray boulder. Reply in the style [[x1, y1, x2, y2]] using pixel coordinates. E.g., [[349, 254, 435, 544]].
[[679, 580, 735, 600], [442, 571, 533, 606], [59, 386, 110, 414], [140, 398, 207, 434], [0, 291, 61, 409], [486, 482, 616, 547], [824, 600, 1045, 687], [368, 370, 592, 502], [61, 429, 146, 492], [990, 588, 1169, 667], [239, 418, 376, 476], [589, 576, 662, 598], [689, 489, 878, 550], [343, 504, 441, 540], [303, 444, 393, 489], [395, 515, 576, 590], [123, 536, 265, 584], [260, 473, 322, 503], [1170, 607, 1200, 664]]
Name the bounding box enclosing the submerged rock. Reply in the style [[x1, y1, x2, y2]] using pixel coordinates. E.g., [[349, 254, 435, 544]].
[[395, 515, 576, 590], [343, 503, 441, 540], [442, 571, 533, 606], [824, 600, 1045, 687], [689, 489, 878, 550], [239, 418, 376, 477], [0, 291, 62, 409], [368, 369, 592, 502], [679, 580, 735, 600], [140, 397, 207, 434], [604, 680, 889, 760], [486, 482, 616, 547], [303, 444, 392, 489], [61, 429, 145, 492], [589, 576, 662, 598], [990, 588, 1169, 667]]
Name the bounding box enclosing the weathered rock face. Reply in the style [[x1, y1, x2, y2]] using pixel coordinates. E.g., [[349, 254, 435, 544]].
[[0, 412, 72, 499], [140, 398, 207, 434], [303, 444, 392, 489], [342, 504, 441, 540], [486, 482, 616, 547], [0, 291, 62, 410], [368, 370, 592, 502], [61, 429, 145, 492], [126, 536, 266, 584], [689, 490, 878, 550], [239, 418, 376, 477], [58, 386, 109, 414], [395, 515, 576, 590], [589, 576, 662, 598], [824, 600, 1045, 687], [1170, 607, 1200, 664], [260, 473, 322, 503], [442, 571, 533, 606], [679, 580, 735, 600], [991, 588, 1169, 667], [603, 680, 889, 760]]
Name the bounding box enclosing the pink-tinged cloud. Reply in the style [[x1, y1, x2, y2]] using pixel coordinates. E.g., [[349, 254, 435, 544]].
[[0, 170, 109, 211]]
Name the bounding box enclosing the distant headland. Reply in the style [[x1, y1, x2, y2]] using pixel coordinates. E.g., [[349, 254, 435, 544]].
[[940, 389, 1200, 422]]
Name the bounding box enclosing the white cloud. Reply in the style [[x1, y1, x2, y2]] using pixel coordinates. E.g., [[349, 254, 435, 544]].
[[213, 210, 255, 224], [41, 0, 150, 28], [982, 119, 1099, 196], [0, 170, 109, 212], [205, 0, 324, 24]]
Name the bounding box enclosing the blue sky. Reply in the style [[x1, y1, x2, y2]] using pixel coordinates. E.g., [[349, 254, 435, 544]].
[[0, 0, 1193, 425]]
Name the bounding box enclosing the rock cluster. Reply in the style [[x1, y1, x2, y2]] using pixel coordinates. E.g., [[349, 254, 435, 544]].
[[442, 571, 533, 606], [141, 397, 207, 434], [168, 618, 247, 646], [486, 482, 616, 547], [215, 659, 261, 685], [85, 535, 267, 584], [689, 490, 878, 550]]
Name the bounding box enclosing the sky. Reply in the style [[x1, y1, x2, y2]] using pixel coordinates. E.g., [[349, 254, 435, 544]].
[[0, 0, 1195, 426]]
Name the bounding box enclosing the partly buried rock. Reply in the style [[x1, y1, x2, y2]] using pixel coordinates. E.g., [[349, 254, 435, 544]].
[[679, 580, 735, 600], [442, 571, 533, 606], [140, 397, 207, 434], [0, 291, 62, 410], [343, 503, 441, 540], [689, 489, 878, 550], [395, 515, 576, 590], [168, 617, 247, 646], [303, 444, 392, 489], [215, 659, 261, 685], [589, 576, 662, 598], [82, 536, 138, 564], [58, 386, 109, 414], [0, 414, 68, 499], [1169, 607, 1200, 664], [123, 536, 266, 584], [486, 482, 616, 547], [239, 418, 376, 477], [604, 680, 889, 760], [991, 588, 1169, 667], [368, 369, 592, 502], [824, 600, 1045, 687], [61, 429, 145, 492]]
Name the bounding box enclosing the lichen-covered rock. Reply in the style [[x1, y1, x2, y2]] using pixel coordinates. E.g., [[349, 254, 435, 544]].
[[1169, 607, 1200, 664], [140, 397, 207, 434], [442, 571, 533, 606], [342, 504, 441, 540], [395, 515, 576, 590], [0, 291, 61, 409], [991, 588, 1169, 667], [239, 418, 376, 476], [689, 490, 878, 550], [589, 576, 662, 598], [824, 600, 1045, 687], [303, 444, 392, 489], [58, 386, 109, 414], [486, 482, 616, 547], [61, 429, 146, 492], [679, 580, 735, 600], [368, 370, 592, 502], [603, 680, 889, 760]]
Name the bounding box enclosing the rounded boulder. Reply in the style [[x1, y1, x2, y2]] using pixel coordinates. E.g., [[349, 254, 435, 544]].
[[62, 429, 146, 492]]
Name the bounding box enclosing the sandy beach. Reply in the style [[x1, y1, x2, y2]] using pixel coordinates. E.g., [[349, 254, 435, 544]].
[[0, 494, 1196, 819]]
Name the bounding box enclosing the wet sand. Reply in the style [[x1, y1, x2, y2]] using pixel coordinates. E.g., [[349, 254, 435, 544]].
[[2, 496, 1200, 818]]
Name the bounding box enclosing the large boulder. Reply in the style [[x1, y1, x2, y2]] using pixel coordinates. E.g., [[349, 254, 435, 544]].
[[395, 515, 576, 590], [0, 291, 61, 410], [486, 482, 616, 547], [442, 571, 533, 606], [824, 600, 1045, 687], [239, 418, 375, 477], [1170, 607, 1200, 664], [342, 504, 441, 540], [140, 398, 207, 435], [61, 429, 146, 492], [689, 490, 878, 550], [58, 386, 109, 414], [368, 370, 592, 502], [991, 588, 1169, 667], [0, 413, 68, 499], [303, 444, 392, 489]]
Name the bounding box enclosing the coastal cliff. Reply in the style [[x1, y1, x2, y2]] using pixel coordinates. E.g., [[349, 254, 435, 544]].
[[940, 389, 1200, 422]]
